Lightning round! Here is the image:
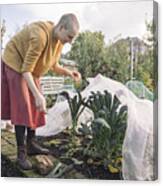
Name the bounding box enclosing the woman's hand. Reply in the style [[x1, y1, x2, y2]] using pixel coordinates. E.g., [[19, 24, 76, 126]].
[[34, 93, 47, 113], [22, 72, 47, 113], [52, 64, 81, 83], [70, 71, 81, 83]]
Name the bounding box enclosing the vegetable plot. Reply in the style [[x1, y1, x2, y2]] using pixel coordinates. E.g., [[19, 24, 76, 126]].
[[63, 90, 127, 173]]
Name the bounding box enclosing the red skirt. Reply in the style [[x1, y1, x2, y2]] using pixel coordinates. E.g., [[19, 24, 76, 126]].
[[1, 61, 46, 129]]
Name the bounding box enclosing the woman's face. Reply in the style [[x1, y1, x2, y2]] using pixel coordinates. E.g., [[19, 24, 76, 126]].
[[58, 26, 78, 44]]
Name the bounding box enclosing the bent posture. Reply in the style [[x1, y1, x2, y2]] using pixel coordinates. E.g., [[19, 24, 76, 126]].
[[1, 13, 81, 170]]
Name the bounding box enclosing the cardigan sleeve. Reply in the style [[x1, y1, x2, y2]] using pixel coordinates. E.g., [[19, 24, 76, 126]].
[[21, 24, 47, 73]]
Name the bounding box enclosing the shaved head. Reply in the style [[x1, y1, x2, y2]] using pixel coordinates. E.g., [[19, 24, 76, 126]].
[[58, 13, 79, 33], [54, 13, 79, 44]]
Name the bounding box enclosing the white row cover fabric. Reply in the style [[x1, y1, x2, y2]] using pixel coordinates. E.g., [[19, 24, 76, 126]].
[[36, 74, 155, 180]]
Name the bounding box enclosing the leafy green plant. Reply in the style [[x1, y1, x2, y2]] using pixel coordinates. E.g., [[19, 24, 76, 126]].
[[46, 95, 57, 108], [80, 90, 127, 172], [62, 90, 127, 172], [91, 118, 111, 156], [60, 91, 87, 142]]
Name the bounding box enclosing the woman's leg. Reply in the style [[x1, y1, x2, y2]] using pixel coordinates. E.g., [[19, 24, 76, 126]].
[[15, 125, 32, 170], [26, 127, 50, 155], [15, 125, 26, 146]]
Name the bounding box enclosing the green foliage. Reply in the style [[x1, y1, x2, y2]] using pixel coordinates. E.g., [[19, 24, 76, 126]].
[[91, 117, 111, 157], [46, 95, 57, 108], [68, 31, 131, 83], [60, 91, 87, 136], [67, 20, 156, 95], [80, 91, 127, 171], [67, 31, 106, 80], [103, 39, 131, 82], [1, 19, 6, 50], [136, 49, 154, 92], [126, 80, 154, 101], [64, 90, 127, 172], [130, 20, 157, 94]]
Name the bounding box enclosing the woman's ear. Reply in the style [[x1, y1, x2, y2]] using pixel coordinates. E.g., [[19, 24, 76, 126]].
[[59, 25, 64, 32]]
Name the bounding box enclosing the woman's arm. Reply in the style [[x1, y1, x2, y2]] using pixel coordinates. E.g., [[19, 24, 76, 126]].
[[51, 63, 72, 77], [51, 63, 81, 82], [22, 72, 46, 113]]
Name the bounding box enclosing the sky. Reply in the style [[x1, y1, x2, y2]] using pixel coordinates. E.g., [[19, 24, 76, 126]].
[[1, 0, 153, 53]]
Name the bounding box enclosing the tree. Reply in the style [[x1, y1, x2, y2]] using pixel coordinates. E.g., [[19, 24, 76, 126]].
[[66, 20, 157, 93], [103, 38, 131, 83], [136, 20, 157, 92], [67, 31, 106, 80]]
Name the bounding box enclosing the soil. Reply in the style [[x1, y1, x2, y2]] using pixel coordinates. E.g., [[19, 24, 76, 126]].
[[1, 154, 26, 177], [37, 129, 122, 180], [1, 129, 122, 179]]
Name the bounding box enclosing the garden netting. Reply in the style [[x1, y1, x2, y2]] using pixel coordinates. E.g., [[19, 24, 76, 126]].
[[125, 80, 154, 101]]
